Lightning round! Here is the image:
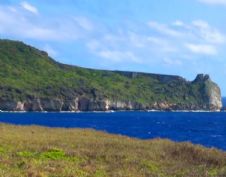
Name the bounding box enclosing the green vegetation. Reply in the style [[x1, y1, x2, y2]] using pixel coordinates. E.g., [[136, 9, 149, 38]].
[[0, 123, 226, 177], [0, 39, 218, 111]]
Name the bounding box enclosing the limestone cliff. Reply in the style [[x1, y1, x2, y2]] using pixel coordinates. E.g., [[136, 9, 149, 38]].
[[192, 74, 222, 111]]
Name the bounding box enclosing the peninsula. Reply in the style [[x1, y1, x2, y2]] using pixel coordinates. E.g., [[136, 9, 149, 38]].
[[0, 39, 222, 112]]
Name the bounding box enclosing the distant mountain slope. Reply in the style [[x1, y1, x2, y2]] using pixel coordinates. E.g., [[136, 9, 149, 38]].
[[0, 39, 222, 111]]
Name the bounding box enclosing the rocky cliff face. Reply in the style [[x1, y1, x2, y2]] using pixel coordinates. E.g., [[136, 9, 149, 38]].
[[192, 74, 222, 111], [0, 74, 222, 112]]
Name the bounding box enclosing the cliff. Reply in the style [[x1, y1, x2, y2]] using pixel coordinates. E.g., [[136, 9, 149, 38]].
[[0, 39, 223, 112]]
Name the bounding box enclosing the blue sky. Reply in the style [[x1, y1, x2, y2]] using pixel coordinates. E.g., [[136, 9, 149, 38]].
[[0, 0, 226, 96]]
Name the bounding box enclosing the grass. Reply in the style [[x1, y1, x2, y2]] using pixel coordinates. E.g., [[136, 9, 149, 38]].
[[0, 124, 226, 177]]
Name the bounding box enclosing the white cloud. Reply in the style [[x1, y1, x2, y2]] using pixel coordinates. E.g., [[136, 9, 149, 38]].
[[20, 1, 38, 14], [146, 20, 225, 57], [85, 19, 225, 65], [147, 36, 177, 52], [73, 16, 94, 31], [87, 39, 141, 63], [192, 20, 209, 29], [185, 43, 217, 55], [172, 20, 185, 27], [0, 4, 93, 41], [86, 31, 179, 64], [148, 20, 225, 45], [199, 0, 226, 5], [148, 21, 183, 37], [192, 20, 225, 44]]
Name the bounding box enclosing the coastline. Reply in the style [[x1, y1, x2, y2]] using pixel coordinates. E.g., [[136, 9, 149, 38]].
[[0, 109, 224, 113]]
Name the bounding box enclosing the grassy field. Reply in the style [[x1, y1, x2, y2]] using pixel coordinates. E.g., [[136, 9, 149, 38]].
[[0, 124, 226, 177]]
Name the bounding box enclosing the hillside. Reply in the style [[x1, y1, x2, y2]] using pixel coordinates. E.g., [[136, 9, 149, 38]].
[[0, 39, 222, 111], [0, 123, 226, 177]]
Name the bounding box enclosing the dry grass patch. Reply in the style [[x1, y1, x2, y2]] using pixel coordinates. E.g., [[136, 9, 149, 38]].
[[0, 123, 226, 177]]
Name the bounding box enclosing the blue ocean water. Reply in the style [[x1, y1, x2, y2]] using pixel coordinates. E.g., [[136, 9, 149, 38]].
[[223, 97, 226, 108], [0, 112, 226, 151]]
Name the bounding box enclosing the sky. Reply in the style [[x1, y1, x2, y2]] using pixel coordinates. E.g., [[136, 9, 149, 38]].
[[0, 0, 226, 96]]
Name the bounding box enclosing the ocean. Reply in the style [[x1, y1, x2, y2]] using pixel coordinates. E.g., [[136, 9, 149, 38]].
[[0, 111, 226, 151], [223, 97, 226, 108]]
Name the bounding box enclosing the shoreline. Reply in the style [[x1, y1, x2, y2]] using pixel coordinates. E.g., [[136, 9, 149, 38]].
[[0, 109, 224, 113]]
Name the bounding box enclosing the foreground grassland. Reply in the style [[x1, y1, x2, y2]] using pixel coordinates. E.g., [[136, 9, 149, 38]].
[[0, 124, 226, 177]]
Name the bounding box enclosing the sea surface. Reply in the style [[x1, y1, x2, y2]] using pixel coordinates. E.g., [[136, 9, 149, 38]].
[[223, 97, 226, 108], [0, 112, 226, 151]]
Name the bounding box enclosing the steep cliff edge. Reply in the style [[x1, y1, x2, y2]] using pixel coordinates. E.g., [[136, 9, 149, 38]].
[[0, 39, 222, 111], [192, 74, 222, 111]]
